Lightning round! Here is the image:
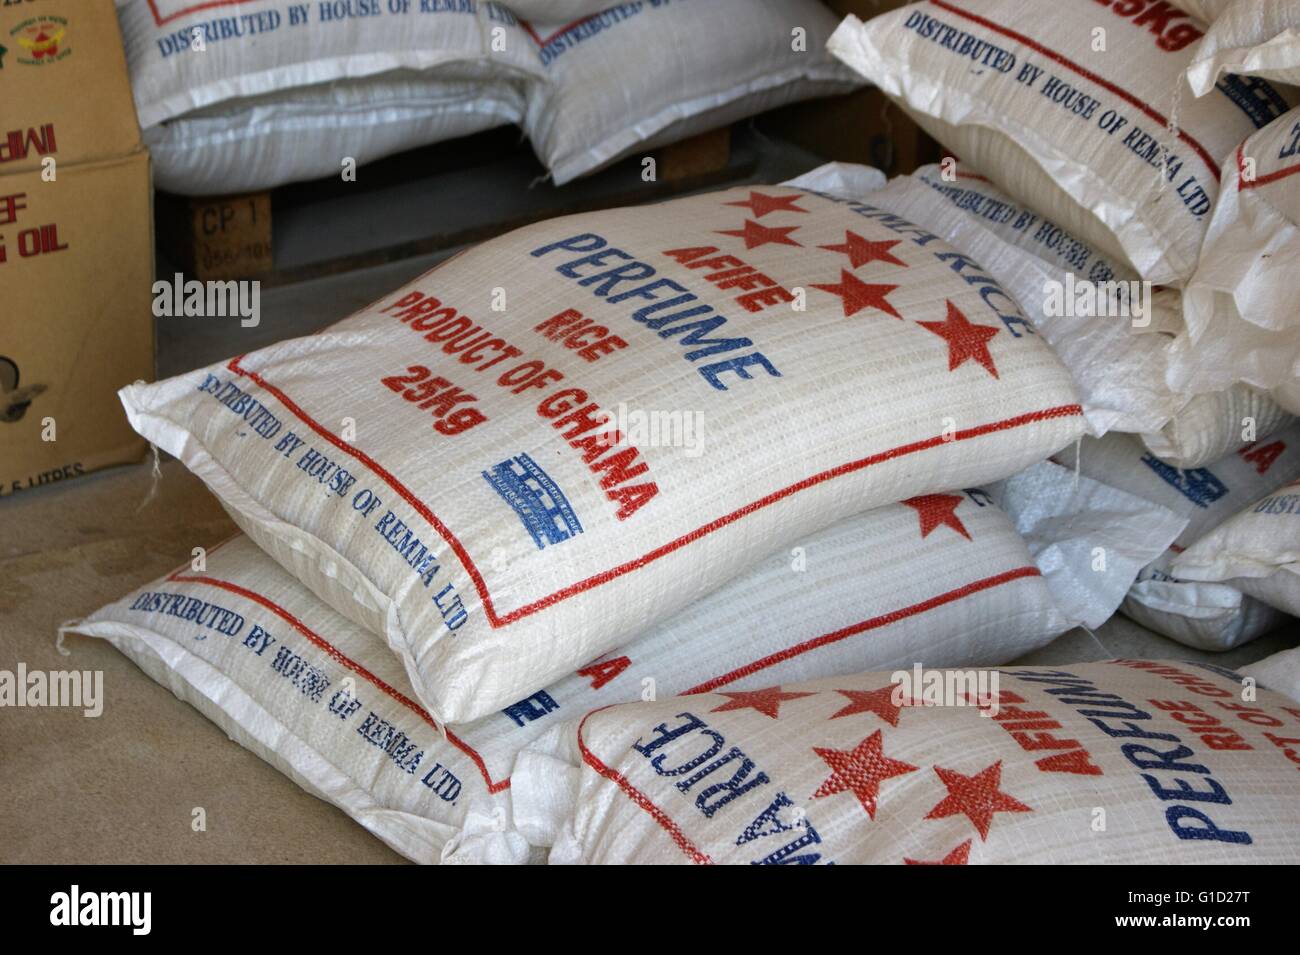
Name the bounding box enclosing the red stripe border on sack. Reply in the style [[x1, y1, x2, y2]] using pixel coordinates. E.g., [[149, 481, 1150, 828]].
[[927, 0, 1221, 182], [226, 356, 1080, 627], [684, 565, 1041, 694], [159, 555, 1038, 794], [166, 571, 512, 794], [522, 16, 603, 48], [147, 0, 260, 27], [1237, 143, 1300, 190], [576, 708, 714, 865]]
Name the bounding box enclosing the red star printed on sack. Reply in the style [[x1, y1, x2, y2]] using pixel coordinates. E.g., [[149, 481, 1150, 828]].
[[819, 232, 907, 269], [904, 840, 972, 865], [711, 686, 816, 719], [918, 300, 1001, 379], [830, 685, 911, 726], [716, 219, 803, 250], [724, 191, 809, 218], [926, 761, 1031, 840], [811, 270, 902, 319], [812, 730, 919, 819], [902, 494, 972, 541]]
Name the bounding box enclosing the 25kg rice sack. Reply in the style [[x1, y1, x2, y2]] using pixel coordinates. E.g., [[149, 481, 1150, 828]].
[[828, 0, 1297, 284], [511, 660, 1300, 864], [1167, 104, 1300, 415], [520, 0, 861, 184], [145, 73, 528, 196], [62, 536, 529, 866], [1187, 0, 1300, 95], [1071, 428, 1300, 649], [119, 183, 1085, 724], [1172, 479, 1300, 618]]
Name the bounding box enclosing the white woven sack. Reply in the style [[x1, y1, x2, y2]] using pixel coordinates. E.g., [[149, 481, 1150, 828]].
[[1172, 479, 1300, 617], [145, 73, 525, 195], [1069, 428, 1300, 649], [1167, 0, 1236, 22], [1139, 384, 1295, 468], [1167, 105, 1300, 415], [505, 1, 614, 23], [988, 461, 1187, 630], [1187, 0, 1300, 95], [512, 660, 1300, 864], [782, 162, 888, 202], [62, 536, 529, 866], [119, 183, 1086, 724], [117, 0, 541, 128], [521, 0, 861, 184], [1241, 644, 1300, 700], [827, 0, 1298, 284]]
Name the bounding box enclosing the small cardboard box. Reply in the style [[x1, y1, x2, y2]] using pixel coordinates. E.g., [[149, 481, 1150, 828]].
[[1, 0, 154, 495]]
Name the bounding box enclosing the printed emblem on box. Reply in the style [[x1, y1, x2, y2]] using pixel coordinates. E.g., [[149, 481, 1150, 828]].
[[9, 16, 71, 66]]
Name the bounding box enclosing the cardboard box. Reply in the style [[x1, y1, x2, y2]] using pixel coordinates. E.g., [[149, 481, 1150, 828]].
[[0, 0, 153, 495]]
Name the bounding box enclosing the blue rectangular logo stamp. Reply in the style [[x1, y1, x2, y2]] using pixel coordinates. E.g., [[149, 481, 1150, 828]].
[[483, 453, 583, 550]]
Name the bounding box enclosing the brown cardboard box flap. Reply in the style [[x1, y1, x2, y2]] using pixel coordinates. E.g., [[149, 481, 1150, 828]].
[[0, 0, 142, 174], [1, 149, 153, 495]]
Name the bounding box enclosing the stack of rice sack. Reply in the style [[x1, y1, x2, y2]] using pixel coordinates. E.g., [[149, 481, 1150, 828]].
[[116, 0, 862, 194], [826, 0, 1297, 284], [70, 0, 1300, 863], [117, 0, 542, 194], [826, 0, 1300, 648], [515, 0, 862, 184], [799, 160, 1290, 465], [1162, 0, 1300, 417], [797, 158, 1300, 653], [66, 464, 1180, 863], [67, 173, 1180, 860], [110, 182, 1091, 721], [826, 0, 1298, 433]]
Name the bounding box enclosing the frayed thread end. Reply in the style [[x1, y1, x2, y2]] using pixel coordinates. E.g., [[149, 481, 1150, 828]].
[[135, 443, 163, 514]]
